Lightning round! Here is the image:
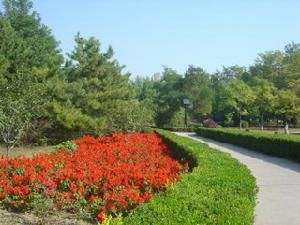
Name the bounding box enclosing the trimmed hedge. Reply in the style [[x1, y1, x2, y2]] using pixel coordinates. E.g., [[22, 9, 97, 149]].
[[111, 129, 256, 225], [162, 127, 196, 132], [195, 128, 300, 161]]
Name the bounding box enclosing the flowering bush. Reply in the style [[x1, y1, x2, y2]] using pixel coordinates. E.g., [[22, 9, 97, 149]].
[[0, 133, 184, 222]]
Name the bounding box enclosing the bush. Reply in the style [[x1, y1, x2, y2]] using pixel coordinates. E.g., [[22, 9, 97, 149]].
[[161, 107, 186, 128], [112, 129, 256, 225], [141, 127, 154, 133], [162, 127, 195, 132], [202, 118, 218, 128], [223, 115, 234, 127], [54, 140, 78, 151], [195, 127, 300, 161], [241, 120, 249, 128]]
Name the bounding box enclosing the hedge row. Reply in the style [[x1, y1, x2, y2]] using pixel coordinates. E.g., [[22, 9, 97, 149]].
[[160, 127, 196, 132], [111, 129, 256, 225], [195, 128, 300, 161]]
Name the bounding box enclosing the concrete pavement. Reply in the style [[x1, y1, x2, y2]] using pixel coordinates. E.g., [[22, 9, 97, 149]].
[[174, 132, 300, 225]]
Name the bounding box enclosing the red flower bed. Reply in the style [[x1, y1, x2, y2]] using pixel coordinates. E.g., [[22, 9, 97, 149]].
[[0, 133, 185, 222]]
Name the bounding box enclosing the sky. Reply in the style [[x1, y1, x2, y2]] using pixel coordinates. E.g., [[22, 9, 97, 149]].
[[26, 0, 300, 77]]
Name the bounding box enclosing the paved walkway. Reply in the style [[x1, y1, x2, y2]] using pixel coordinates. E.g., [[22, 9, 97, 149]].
[[174, 132, 300, 225]]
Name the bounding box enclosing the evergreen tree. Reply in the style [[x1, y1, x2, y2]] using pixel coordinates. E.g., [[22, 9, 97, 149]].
[[48, 34, 133, 136], [3, 0, 63, 76]]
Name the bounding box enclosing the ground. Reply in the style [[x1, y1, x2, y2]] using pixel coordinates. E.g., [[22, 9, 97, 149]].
[[0, 208, 93, 225], [0, 145, 55, 158]]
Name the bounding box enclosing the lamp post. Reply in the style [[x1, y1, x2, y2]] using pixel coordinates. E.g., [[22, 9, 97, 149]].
[[183, 99, 190, 128]]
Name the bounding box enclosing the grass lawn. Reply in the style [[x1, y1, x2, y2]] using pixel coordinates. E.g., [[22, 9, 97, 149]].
[[0, 144, 55, 158], [231, 127, 300, 137]]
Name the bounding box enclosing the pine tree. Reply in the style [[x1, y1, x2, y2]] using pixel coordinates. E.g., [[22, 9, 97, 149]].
[[48, 34, 133, 135]]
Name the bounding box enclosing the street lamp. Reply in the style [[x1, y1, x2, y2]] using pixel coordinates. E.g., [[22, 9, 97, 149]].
[[183, 99, 190, 128]]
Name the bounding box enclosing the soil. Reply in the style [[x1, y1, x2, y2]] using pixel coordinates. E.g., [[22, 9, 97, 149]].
[[0, 209, 94, 225]]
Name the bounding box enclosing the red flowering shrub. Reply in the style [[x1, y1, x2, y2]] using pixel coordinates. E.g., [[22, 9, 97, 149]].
[[0, 133, 184, 222]]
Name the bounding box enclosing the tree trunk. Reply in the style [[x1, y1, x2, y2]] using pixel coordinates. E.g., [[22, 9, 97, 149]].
[[260, 114, 264, 130], [284, 120, 289, 135], [239, 114, 242, 129], [6, 143, 9, 159]]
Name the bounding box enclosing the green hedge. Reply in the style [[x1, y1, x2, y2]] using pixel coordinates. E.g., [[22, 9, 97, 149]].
[[111, 129, 256, 225], [195, 128, 300, 161], [162, 127, 196, 132]]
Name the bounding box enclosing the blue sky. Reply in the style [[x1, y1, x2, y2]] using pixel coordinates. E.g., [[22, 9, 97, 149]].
[[28, 0, 300, 77]]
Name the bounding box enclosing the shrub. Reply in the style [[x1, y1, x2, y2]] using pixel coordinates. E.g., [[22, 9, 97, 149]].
[[202, 118, 218, 128], [162, 127, 195, 132], [195, 127, 300, 161], [241, 120, 249, 128], [223, 113, 234, 127], [141, 127, 153, 133], [54, 140, 78, 151], [112, 129, 256, 225]]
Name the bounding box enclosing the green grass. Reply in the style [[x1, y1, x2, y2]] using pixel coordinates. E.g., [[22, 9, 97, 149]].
[[203, 127, 300, 139], [0, 144, 55, 158], [229, 127, 300, 136], [110, 129, 257, 225], [196, 127, 300, 161]]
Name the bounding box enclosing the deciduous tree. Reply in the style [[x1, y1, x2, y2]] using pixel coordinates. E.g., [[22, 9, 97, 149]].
[[274, 90, 300, 134]]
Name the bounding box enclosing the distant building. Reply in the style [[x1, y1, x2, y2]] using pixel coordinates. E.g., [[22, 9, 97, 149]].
[[152, 72, 161, 81]]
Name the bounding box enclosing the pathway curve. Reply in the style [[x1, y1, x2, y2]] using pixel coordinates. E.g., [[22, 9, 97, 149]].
[[174, 132, 300, 225]]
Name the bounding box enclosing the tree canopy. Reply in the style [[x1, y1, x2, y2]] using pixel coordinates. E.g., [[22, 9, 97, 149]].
[[1, 0, 300, 152]]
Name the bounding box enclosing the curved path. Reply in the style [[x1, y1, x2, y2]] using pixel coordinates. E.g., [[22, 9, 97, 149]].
[[174, 132, 300, 225]]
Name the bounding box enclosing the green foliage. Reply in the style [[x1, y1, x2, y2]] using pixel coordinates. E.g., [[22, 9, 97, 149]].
[[46, 33, 148, 136], [250, 77, 276, 128], [196, 127, 300, 161], [1, 0, 155, 145], [273, 90, 300, 121], [0, 75, 46, 155], [223, 113, 234, 127], [0, 16, 26, 75], [132, 76, 157, 126], [217, 79, 255, 128], [162, 107, 185, 128], [241, 120, 249, 128], [155, 67, 184, 127], [1, 0, 300, 145], [111, 129, 256, 225], [250, 50, 285, 88], [251, 78, 275, 113], [54, 140, 77, 151], [220, 65, 247, 81], [0, 0, 62, 148], [224, 79, 255, 117], [3, 0, 63, 73], [183, 66, 213, 117]]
